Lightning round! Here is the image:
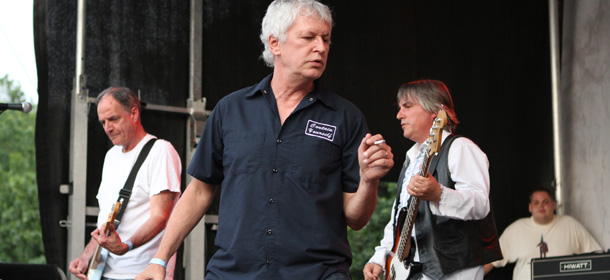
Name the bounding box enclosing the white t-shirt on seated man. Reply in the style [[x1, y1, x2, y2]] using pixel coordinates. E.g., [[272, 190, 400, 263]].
[[485, 188, 602, 280]]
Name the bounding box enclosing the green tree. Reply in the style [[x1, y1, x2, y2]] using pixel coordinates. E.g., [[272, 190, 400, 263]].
[[348, 181, 396, 279], [0, 74, 44, 263]]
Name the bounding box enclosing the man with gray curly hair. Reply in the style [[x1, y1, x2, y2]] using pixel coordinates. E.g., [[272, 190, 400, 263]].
[[259, 0, 333, 67], [136, 1, 394, 280]]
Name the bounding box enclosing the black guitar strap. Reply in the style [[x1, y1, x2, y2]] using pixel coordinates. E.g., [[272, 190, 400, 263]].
[[114, 138, 157, 228]]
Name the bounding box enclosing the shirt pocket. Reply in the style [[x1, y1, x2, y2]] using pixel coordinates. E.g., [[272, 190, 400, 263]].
[[291, 135, 341, 186], [224, 131, 266, 175]]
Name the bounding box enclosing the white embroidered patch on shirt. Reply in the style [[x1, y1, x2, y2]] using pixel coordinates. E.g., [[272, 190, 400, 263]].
[[305, 120, 336, 142]]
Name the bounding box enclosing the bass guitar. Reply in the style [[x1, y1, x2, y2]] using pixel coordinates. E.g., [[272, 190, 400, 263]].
[[87, 200, 122, 280], [385, 109, 447, 280]]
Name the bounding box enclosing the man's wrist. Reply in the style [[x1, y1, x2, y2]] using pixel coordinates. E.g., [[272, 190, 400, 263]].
[[435, 184, 444, 204], [149, 258, 167, 269], [123, 241, 133, 252]]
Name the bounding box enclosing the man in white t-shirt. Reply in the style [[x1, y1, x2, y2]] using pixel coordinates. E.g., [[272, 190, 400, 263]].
[[68, 87, 182, 280], [484, 187, 602, 280]]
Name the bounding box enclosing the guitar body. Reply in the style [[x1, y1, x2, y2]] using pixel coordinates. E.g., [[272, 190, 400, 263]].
[[385, 209, 421, 280], [387, 254, 414, 280]]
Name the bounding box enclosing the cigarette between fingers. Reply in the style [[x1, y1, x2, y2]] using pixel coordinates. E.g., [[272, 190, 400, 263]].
[[374, 139, 386, 145]]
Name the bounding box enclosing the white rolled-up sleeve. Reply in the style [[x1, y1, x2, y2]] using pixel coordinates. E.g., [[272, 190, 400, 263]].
[[429, 136, 490, 220]]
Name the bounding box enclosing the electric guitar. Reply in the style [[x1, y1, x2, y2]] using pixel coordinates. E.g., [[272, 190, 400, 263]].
[[87, 200, 122, 280], [385, 109, 447, 280]]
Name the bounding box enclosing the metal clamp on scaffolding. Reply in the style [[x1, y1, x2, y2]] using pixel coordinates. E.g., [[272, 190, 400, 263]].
[[187, 97, 208, 147]]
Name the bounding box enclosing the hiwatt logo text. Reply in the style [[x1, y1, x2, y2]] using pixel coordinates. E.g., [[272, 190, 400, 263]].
[[559, 260, 592, 272]]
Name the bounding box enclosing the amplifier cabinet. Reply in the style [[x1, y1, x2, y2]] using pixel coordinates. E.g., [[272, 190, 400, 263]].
[[531, 251, 610, 279]]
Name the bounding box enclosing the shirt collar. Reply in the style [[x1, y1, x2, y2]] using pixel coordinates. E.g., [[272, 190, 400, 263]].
[[245, 74, 337, 110], [245, 74, 273, 98]]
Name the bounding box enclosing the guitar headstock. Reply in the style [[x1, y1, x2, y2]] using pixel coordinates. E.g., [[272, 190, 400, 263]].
[[426, 108, 448, 156]]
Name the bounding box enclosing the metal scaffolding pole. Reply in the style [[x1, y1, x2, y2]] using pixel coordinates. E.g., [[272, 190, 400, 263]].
[[184, 0, 211, 279], [549, 0, 564, 214], [66, 0, 89, 278]]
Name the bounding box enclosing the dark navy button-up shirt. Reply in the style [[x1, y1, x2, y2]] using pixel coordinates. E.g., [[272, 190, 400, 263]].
[[187, 74, 369, 279]]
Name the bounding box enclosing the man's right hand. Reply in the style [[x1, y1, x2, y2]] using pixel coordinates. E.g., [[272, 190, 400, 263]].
[[135, 264, 166, 280], [363, 262, 384, 280], [68, 256, 89, 280]]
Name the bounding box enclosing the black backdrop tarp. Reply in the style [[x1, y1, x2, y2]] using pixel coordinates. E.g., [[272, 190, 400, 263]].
[[34, 0, 553, 278]]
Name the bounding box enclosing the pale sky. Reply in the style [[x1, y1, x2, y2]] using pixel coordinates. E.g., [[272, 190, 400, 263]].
[[0, 0, 38, 104]]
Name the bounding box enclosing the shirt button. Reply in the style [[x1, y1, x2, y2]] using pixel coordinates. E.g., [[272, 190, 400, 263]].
[[276, 139, 282, 143], [266, 260, 272, 265], [267, 229, 272, 235], [309, 97, 314, 101], [269, 198, 275, 204], [272, 168, 278, 173]]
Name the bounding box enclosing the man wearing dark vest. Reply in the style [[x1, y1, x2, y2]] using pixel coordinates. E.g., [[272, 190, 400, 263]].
[[363, 80, 502, 280]]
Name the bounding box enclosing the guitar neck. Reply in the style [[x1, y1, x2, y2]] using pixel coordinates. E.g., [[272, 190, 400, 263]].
[[87, 201, 121, 279], [395, 195, 420, 261], [101, 221, 113, 234], [88, 245, 103, 270], [419, 151, 432, 177], [395, 150, 433, 261], [89, 221, 112, 272]]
